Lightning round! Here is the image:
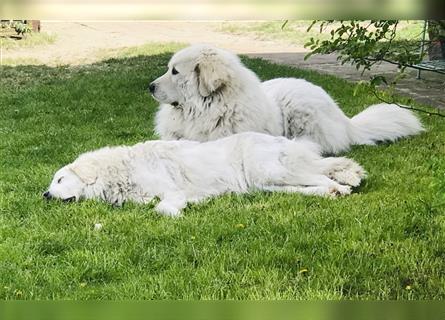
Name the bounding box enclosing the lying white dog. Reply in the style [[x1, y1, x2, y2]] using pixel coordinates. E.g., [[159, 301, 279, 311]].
[[44, 132, 366, 217], [150, 44, 423, 154]]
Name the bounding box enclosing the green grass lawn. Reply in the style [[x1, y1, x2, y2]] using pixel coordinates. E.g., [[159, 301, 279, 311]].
[[217, 20, 425, 46], [0, 43, 444, 300]]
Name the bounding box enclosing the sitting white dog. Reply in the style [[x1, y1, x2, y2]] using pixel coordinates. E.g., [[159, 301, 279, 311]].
[[150, 44, 423, 154], [44, 132, 366, 217]]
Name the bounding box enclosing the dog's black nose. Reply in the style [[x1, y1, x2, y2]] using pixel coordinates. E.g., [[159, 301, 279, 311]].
[[43, 191, 52, 200], [148, 82, 156, 94]]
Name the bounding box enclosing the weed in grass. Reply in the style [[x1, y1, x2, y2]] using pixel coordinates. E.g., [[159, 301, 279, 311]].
[[1, 32, 57, 50]]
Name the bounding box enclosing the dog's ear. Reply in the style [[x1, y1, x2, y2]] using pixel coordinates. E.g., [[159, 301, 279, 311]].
[[69, 161, 98, 185], [195, 52, 231, 97]]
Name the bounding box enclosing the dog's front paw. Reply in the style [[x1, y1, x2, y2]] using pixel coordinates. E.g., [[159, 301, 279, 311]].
[[329, 185, 351, 197], [155, 201, 182, 217]]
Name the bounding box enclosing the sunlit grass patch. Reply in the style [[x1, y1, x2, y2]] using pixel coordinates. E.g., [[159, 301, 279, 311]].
[[1, 32, 57, 50]]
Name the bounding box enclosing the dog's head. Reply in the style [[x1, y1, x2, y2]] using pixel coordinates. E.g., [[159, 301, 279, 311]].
[[44, 160, 97, 202], [149, 44, 238, 105]]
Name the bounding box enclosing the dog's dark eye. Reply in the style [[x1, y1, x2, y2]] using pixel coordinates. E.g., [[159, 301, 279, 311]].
[[172, 67, 179, 75], [57, 177, 63, 184]]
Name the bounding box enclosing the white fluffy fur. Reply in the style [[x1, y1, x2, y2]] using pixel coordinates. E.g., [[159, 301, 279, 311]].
[[152, 44, 424, 154], [45, 132, 366, 217]]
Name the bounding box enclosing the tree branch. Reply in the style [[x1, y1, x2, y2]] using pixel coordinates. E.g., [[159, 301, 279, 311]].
[[366, 57, 445, 74], [372, 90, 445, 117]]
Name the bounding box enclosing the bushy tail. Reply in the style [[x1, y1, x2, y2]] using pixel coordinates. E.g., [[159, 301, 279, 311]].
[[350, 103, 424, 145]]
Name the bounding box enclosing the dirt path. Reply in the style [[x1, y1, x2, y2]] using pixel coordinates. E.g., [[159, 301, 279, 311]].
[[2, 21, 304, 65], [3, 21, 444, 108]]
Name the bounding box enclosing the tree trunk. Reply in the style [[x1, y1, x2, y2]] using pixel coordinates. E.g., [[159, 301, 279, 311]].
[[427, 20, 445, 60]]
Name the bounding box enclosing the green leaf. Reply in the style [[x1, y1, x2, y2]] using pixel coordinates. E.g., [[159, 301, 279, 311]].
[[370, 75, 388, 87], [304, 52, 313, 60], [281, 20, 288, 30]]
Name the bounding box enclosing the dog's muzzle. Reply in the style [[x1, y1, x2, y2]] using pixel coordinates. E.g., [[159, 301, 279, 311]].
[[148, 82, 156, 94], [43, 191, 52, 200]]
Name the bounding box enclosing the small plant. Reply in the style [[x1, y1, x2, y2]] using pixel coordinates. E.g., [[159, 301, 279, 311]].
[[12, 21, 31, 36]]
